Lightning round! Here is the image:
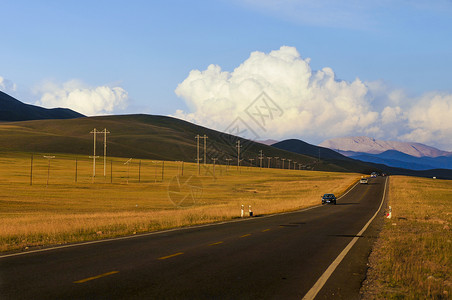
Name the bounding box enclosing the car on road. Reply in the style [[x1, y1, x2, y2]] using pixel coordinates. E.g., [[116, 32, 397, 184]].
[[322, 193, 336, 205], [360, 177, 368, 184], [371, 172, 378, 178]]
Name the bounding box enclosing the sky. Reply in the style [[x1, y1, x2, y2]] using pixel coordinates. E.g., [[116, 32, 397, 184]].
[[1, 0, 452, 150]]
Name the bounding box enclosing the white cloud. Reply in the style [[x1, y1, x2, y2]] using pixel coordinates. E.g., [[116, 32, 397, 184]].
[[401, 93, 452, 149], [35, 79, 128, 116], [175, 46, 379, 141], [0, 76, 17, 93], [175, 46, 452, 151]]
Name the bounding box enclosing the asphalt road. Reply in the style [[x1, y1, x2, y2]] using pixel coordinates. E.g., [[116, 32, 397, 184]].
[[0, 176, 387, 299]]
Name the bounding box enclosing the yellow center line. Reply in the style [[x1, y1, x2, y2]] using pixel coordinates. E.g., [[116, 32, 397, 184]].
[[73, 271, 119, 284], [262, 229, 271, 232], [158, 252, 184, 260], [240, 234, 251, 238], [209, 241, 224, 246]]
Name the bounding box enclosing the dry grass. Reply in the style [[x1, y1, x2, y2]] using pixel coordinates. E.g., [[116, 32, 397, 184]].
[[362, 176, 452, 299], [0, 153, 360, 252]]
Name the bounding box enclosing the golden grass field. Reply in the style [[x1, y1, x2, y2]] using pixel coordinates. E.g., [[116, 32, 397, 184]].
[[0, 152, 360, 252], [362, 176, 452, 299]]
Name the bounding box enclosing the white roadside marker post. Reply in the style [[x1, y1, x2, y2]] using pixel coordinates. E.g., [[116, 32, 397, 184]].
[[249, 205, 253, 217], [241, 205, 244, 218], [386, 206, 392, 219]]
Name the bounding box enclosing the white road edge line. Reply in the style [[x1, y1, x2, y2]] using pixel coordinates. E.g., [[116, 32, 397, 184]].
[[0, 179, 361, 259], [302, 177, 388, 300]]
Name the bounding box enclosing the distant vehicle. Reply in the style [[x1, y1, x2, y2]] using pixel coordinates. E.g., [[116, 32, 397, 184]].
[[322, 193, 336, 205], [360, 178, 368, 184], [371, 172, 378, 178]]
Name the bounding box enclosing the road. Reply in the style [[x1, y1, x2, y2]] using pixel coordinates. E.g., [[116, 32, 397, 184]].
[[0, 176, 387, 299]]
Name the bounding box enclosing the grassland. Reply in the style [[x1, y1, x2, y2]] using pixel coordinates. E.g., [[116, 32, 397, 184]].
[[361, 176, 452, 299], [0, 152, 360, 252]]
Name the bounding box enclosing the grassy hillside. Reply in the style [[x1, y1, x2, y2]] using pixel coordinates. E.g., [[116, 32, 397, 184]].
[[0, 114, 368, 173]]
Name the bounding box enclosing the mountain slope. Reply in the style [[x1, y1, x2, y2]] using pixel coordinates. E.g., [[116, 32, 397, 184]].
[[0, 91, 84, 121], [272, 139, 376, 173], [320, 136, 451, 158]]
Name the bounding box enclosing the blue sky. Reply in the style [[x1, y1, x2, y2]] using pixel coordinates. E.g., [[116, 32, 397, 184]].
[[1, 0, 452, 149]]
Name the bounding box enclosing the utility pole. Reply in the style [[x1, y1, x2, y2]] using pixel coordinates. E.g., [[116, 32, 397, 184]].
[[195, 135, 201, 175], [90, 128, 98, 178], [236, 140, 242, 170], [225, 158, 232, 173], [202, 135, 208, 166], [43, 155, 55, 187], [259, 150, 264, 168], [89, 155, 99, 182], [267, 157, 272, 168], [281, 158, 286, 169], [101, 128, 110, 177], [249, 158, 254, 169]]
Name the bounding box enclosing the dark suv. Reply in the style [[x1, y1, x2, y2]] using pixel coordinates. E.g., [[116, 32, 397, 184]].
[[322, 193, 337, 205]]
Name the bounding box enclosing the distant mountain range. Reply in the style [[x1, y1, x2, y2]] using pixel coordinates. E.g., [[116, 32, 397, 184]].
[[0, 90, 84, 122], [320, 136, 452, 171], [320, 136, 451, 158], [274, 139, 452, 179], [257, 139, 279, 146]]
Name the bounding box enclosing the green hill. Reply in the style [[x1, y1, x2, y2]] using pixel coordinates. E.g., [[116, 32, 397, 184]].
[[0, 114, 370, 173]]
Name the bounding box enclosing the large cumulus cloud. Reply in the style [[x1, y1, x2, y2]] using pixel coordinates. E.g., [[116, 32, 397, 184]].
[[175, 46, 452, 150], [35, 79, 128, 116]]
